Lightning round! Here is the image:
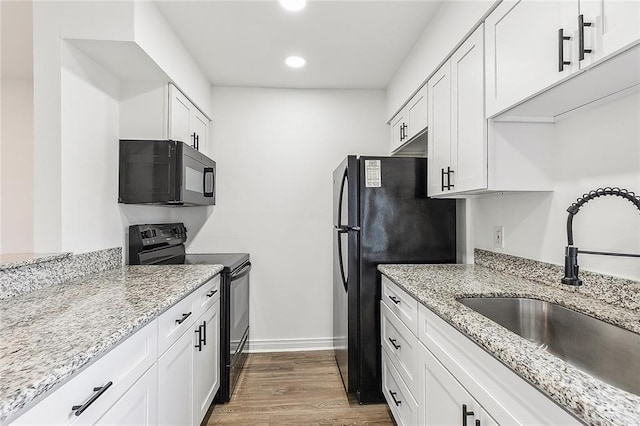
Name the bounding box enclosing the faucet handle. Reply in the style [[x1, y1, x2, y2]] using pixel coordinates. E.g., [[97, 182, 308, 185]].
[[562, 246, 583, 286]]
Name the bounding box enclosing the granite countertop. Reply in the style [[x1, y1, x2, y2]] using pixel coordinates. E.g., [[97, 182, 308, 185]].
[[0, 264, 223, 423], [378, 263, 640, 426], [0, 253, 71, 271]]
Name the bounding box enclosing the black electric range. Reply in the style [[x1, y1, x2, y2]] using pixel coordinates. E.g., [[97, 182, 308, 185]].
[[128, 223, 251, 403]]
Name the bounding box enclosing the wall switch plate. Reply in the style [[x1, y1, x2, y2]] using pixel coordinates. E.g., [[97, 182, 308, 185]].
[[494, 226, 505, 249]]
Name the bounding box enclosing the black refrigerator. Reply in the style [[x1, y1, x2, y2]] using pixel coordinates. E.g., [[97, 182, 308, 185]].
[[332, 156, 456, 403]]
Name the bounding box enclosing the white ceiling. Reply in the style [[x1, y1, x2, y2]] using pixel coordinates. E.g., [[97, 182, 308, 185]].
[[154, 0, 442, 90]]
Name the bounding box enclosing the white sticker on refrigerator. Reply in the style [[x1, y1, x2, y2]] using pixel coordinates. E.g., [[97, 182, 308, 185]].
[[365, 160, 381, 187]]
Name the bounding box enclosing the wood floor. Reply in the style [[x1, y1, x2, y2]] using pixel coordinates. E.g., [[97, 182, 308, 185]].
[[205, 351, 394, 425]]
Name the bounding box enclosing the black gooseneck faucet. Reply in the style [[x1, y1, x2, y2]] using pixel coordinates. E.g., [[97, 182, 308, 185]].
[[562, 187, 640, 286]]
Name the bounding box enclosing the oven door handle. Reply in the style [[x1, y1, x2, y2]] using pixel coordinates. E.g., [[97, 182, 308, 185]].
[[231, 262, 252, 281]]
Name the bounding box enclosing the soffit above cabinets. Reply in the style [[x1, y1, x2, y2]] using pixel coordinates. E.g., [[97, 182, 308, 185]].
[[153, 0, 442, 89]]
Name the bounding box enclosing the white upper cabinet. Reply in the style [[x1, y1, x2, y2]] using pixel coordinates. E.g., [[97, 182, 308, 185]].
[[168, 84, 209, 152], [580, 0, 640, 64], [120, 83, 211, 153], [427, 64, 452, 197], [485, 0, 577, 118], [389, 85, 428, 154], [486, 0, 640, 119], [406, 85, 428, 141], [428, 25, 486, 197], [450, 26, 487, 194]]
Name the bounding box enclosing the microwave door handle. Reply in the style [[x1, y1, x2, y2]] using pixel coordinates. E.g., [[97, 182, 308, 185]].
[[203, 167, 214, 197]]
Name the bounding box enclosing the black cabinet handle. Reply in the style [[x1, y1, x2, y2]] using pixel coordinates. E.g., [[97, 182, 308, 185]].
[[191, 132, 197, 149], [388, 295, 401, 305], [71, 381, 113, 416], [476, 420, 481, 426], [578, 14, 592, 61], [195, 324, 203, 351], [462, 404, 475, 426], [206, 289, 218, 298], [441, 168, 446, 191], [176, 312, 192, 325], [446, 166, 455, 189], [202, 320, 207, 346], [399, 124, 404, 141], [388, 337, 401, 350], [388, 390, 402, 406], [195, 134, 200, 151], [558, 29, 572, 71]]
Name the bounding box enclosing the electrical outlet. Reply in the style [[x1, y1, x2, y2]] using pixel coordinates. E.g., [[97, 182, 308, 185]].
[[494, 226, 505, 249]]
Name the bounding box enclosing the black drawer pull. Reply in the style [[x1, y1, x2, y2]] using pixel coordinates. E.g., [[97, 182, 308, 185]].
[[388, 390, 402, 406], [388, 295, 401, 305], [72, 381, 113, 416], [195, 325, 203, 351], [578, 14, 593, 61], [462, 404, 475, 426], [558, 28, 571, 72], [388, 338, 401, 350], [201, 320, 207, 346], [206, 289, 218, 298], [176, 312, 192, 325]]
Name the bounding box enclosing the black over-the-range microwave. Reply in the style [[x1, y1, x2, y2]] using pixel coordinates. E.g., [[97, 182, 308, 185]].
[[119, 139, 216, 206]]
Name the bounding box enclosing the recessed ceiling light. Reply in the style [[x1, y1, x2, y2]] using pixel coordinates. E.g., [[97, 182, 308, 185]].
[[285, 56, 306, 68], [279, 0, 306, 12]]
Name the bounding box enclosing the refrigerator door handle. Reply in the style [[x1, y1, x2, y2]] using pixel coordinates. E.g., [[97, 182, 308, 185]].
[[335, 225, 360, 233]]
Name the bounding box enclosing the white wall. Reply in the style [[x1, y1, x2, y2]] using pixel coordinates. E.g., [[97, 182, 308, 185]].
[[1, 81, 34, 253], [475, 92, 640, 281], [1, 0, 34, 253], [32, 1, 210, 253], [386, 0, 495, 120], [179, 87, 388, 350]]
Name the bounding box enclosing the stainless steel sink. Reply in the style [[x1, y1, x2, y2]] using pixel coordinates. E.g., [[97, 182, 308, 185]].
[[457, 297, 640, 396]]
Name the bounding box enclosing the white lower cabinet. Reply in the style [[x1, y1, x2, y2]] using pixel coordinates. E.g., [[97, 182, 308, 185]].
[[418, 344, 497, 426], [157, 280, 221, 426], [382, 350, 419, 426], [94, 364, 158, 426], [380, 278, 582, 426], [12, 320, 158, 425], [10, 276, 221, 426], [157, 324, 196, 426], [193, 301, 220, 423]]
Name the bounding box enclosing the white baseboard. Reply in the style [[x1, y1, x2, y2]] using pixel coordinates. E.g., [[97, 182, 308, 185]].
[[247, 337, 334, 353]]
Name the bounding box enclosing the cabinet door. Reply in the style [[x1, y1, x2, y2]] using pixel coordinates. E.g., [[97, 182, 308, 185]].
[[580, 0, 640, 66], [390, 112, 407, 153], [191, 108, 209, 153], [94, 365, 158, 426], [168, 84, 192, 145], [418, 344, 495, 426], [158, 327, 195, 426], [407, 85, 428, 140], [193, 301, 220, 424], [427, 62, 452, 197], [485, 0, 578, 117], [450, 24, 487, 193]]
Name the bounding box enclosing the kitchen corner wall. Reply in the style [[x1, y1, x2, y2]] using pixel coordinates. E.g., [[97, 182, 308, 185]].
[[31, 1, 210, 254], [475, 92, 640, 281], [179, 87, 388, 351]]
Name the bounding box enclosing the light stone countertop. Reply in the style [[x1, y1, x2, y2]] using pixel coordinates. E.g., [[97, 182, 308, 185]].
[[0, 253, 71, 271], [378, 263, 640, 426], [0, 264, 223, 423]]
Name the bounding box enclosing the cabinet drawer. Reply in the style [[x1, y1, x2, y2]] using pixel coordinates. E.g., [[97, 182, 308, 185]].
[[158, 290, 199, 355], [381, 302, 419, 397], [381, 276, 418, 335], [12, 320, 157, 425], [192, 275, 220, 319], [382, 350, 418, 426]]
